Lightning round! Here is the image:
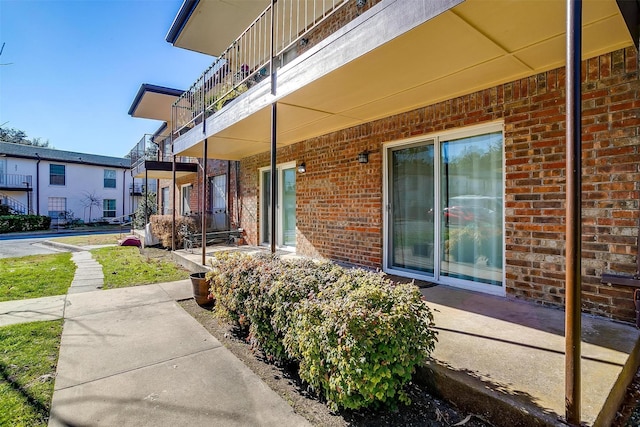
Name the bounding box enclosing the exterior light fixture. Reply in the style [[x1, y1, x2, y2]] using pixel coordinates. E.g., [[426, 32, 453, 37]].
[[358, 150, 369, 164], [356, 0, 367, 7], [297, 162, 306, 173], [299, 38, 309, 47]]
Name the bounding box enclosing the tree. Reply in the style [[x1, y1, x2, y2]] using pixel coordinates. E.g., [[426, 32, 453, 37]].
[[81, 191, 102, 223], [133, 192, 157, 229], [0, 126, 51, 147]]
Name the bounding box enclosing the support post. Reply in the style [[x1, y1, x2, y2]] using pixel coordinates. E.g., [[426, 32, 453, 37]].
[[269, 0, 277, 254], [144, 169, 149, 225], [565, 0, 582, 424], [270, 103, 277, 254], [202, 138, 208, 266], [172, 152, 176, 252]]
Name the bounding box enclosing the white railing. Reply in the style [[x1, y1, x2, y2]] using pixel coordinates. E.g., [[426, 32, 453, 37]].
[[172, 0, 350, 136]]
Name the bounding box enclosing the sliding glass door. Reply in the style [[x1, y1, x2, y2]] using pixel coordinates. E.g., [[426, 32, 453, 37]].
[[389, 142, 435, 275], [260, 162, 296, 249], [386, 125, 504, 293]]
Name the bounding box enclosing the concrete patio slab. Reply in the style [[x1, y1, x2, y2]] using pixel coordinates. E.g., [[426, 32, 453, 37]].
[[49, 347, 309, 427], [0, 295, 67, 327], [54, 300, 220, 390], [420, 284, 640, 426]]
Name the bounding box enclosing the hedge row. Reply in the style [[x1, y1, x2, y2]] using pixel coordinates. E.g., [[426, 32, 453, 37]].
[[0, 215, 51, 233], [206, 252, 437, 410]]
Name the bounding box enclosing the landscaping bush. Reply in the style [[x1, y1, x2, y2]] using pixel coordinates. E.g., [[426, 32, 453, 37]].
[[285, 270, 437, 410], [245, 258, 344, 361], [0, 215, 51, 233], [149, 214, 195, 248], [205, 252, 438, 411]]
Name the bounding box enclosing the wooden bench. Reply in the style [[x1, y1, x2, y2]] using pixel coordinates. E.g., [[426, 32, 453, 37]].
[[180, 209, 242, 253]]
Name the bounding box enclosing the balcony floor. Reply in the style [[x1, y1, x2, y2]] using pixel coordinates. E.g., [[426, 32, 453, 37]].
[[166, 241, 639, 426]]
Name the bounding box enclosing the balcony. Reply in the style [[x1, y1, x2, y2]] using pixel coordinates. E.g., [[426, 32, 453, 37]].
[[171, 0, 636, 161], [128, 134, 198, 180], [171, 0, 355, 139], [0, 174, 33, 191]]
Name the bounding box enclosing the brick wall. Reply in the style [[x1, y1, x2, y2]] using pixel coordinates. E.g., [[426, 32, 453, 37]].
[[238, 47, 640, 322]]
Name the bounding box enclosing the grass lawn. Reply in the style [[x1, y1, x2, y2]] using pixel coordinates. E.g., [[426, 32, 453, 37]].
[[0, 320, 63, 427], [0, 254, 76, 302], [49, 233, 122, 246], [91, 246, 189, 289]]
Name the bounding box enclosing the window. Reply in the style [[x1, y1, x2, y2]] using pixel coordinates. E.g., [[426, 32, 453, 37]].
[[0, 159, 5, 185], [103, 199, 116, 218], [50, 164, 65, 186], [209, 175, 226, 209], [181, 184, 192, 215], [48, 197, 66, 219], [104, 169, 116, 188]]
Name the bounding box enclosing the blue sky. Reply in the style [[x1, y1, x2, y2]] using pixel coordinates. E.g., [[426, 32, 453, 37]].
[[0, 0, 213, 158]]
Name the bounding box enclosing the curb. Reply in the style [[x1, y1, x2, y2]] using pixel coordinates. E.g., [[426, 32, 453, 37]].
[[41, 240, 85, 253]]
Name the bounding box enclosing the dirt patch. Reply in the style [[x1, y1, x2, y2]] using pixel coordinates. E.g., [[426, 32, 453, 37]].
[[179, 299, 492, 427]]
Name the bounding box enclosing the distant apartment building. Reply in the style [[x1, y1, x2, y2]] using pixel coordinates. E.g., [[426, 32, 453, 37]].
[[0, 141, 138, 224]]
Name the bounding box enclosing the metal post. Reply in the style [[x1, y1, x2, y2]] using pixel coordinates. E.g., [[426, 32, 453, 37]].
[[270, 103, 277, 254], [202, 138, 208, 266], [269, 0, 278, 254], [172, 152, 176, 252], [565, 0, 582, 424], [144, 169, 149, 225]]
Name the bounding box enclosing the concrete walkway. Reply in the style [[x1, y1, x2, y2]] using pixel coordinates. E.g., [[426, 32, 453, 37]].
[[48, 281, 309, 426], [1, 248, 310, 426]]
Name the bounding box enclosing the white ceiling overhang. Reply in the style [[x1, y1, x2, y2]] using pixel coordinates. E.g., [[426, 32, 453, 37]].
[[172, 0, 636, 160]]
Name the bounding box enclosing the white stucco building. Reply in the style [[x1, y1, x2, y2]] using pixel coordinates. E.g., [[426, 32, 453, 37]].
[[0, 142, 138, 225]]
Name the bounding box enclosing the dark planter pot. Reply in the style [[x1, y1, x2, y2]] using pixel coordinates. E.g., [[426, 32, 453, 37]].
[[190, 272, 210, 306]]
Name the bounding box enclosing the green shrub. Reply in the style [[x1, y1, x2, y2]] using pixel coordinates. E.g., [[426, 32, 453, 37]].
[[245, 258, 344, 361], [205, 252, 438, 411], [0, 215, 51, 233], [207, 251, 274, 325], [285, 270, 437, 410]]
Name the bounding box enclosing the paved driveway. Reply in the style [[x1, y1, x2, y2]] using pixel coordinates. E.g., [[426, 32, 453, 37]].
[[0, 237, 63, 259]]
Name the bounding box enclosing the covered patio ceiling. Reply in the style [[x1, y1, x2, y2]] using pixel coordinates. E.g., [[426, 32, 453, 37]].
[[174, 0, 636, 160], [128, 84, 183, 124]]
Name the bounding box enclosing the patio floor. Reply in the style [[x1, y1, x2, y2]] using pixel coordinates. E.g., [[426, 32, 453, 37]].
[[171, 243, 640, 427]]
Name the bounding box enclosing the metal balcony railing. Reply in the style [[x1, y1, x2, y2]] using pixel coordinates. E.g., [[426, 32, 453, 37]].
[[0, 174, 33, 189], [0, 193, 32, 215], [172, 0, 351, 136], [128, 134, 197, 171]]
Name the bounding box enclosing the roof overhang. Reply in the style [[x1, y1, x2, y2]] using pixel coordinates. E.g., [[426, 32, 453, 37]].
[[173, 0, 638, 160], [128, 84, 184, 122], [166, 0, 270, 56]]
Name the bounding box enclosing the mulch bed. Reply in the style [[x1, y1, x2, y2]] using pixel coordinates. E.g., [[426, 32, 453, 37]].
[[179, 299, 493, 427]]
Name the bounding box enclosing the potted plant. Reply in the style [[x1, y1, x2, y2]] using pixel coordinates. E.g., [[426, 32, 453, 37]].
[[189, 271, 211, 306]]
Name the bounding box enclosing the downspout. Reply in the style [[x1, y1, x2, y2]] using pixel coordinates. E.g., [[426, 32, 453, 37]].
[[35, 153, 40, 215], [565, 0, 582, 424]]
